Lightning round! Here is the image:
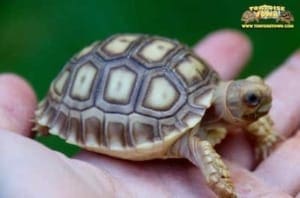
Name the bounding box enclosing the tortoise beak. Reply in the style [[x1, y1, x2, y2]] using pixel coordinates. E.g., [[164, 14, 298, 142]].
[[257, 103, 271, 113], [244, 103, 271, 121]]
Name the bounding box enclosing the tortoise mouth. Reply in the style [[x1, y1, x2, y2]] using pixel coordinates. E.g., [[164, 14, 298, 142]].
[[243, 103, 271, 121], [257, 103, 271, 113]]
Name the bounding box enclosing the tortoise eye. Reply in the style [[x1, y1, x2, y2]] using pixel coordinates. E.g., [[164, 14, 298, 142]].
[[244, 92, 261, 107]]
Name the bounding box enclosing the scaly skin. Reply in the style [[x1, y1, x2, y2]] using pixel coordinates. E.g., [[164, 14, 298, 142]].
[[190, 139, 236, 198], [171, 133, 236, 198], [247, 115, 282, 161]]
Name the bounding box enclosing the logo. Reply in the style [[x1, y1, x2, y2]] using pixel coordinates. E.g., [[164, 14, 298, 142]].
[[241, 5, 294, 29]]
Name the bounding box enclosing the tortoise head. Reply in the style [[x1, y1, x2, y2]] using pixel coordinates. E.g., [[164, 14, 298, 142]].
[[218, 76, 272, 125], [279, 11, 294, 23]]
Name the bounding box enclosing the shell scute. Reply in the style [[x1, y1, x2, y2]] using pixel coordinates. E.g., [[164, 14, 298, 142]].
[[97, 34, 141, 60], [103, 65, 137, 105]]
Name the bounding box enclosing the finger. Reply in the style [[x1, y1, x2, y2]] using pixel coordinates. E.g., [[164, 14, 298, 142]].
[[267, 50, 300, 137], [194, 29, 252, 80], [77, 151, 290, 198], [254, 130, 300, 196], [0, 74, 37, 136], [76, 152, 215, 197], [216, 131, 255, 170], [229, 162, 291, 198], [0, 130, 120, 198]]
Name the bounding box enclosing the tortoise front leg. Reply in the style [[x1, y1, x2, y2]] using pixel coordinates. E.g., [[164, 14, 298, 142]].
[[196, 126, 227, 146], [171, 134, 236, 198], [246, 115, 282, 161]]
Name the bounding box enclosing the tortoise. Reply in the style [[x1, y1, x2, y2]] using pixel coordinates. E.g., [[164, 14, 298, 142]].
[[241, 10, 259, 24], [276, 11, 294, 24], [34, 34, 280, 197]]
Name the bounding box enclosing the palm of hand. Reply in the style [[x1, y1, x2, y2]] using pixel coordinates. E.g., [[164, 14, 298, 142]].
[[1, 30, 300, 198]]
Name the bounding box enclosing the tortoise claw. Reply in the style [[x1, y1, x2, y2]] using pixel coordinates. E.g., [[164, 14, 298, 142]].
[[254, 132, 283, 161]]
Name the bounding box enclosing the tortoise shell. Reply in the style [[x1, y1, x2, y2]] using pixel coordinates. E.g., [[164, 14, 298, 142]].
[[34, 34, 219, 160]]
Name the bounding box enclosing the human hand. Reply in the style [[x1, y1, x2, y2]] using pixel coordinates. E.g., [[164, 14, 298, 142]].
[[1, 30, 300, 198]]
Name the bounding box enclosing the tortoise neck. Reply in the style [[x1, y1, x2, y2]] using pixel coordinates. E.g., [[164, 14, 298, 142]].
[[202, 81, 237, 126]]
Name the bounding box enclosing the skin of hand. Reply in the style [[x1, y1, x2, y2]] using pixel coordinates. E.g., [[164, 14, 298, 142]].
[[1, 29, 300, 198]]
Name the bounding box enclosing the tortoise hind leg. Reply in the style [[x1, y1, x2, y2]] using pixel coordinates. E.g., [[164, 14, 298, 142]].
[[171, 135, 236, 198]]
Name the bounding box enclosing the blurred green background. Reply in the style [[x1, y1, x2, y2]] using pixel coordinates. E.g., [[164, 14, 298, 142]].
[[0, 0, 299, 156]]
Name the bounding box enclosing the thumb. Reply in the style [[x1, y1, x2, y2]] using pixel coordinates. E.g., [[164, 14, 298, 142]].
[[0, 73, 37, 136]]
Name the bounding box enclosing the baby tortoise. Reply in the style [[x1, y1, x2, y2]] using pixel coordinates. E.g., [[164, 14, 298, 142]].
[[276, 11, 294, 24], [34, 34, 280, 197], [241, 10, 259, 24]]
